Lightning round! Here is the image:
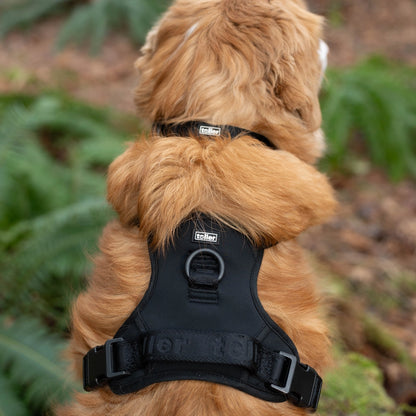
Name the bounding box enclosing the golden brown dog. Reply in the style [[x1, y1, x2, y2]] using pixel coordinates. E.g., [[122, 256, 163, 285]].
[[58, 0, 337, 414]]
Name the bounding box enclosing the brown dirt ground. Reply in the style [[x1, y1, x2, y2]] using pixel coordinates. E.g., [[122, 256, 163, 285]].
[[310, 0, 416, 66], [0, 0, 415, 407]]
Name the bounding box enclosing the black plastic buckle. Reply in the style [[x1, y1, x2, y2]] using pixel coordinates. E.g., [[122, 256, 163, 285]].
[[294, 364, 322, 412], [83, 338, 128, 391], [270, 354, 322, 412], [270, 352, 297, 394]]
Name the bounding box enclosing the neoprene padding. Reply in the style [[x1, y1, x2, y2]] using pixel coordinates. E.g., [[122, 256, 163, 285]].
[[109, 215, 296, 399], [83, 215, 323, 410]]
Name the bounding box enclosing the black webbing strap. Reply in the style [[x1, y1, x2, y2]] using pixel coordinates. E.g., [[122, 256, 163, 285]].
[[83, 330, 322, 411], [152, 121, 278, 151]]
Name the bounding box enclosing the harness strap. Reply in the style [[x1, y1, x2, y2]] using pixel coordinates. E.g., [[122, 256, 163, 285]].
[[153, 121, 278, 151], [83, 330, 322, 411]]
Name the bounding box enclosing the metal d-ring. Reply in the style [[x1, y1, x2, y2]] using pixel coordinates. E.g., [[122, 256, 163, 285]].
[[185, 248, 225, 285]]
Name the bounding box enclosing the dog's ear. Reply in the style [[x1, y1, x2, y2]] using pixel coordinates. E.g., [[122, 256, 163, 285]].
[[107, 140, 149, 225], [253, 0, 326, 163], [272, 40, 323, 127], [134, 20, 161, 73]]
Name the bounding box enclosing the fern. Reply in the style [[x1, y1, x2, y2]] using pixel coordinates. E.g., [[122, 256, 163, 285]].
[[0, 0, 70, 37], [0, 373, 30, 416], [1, 198, 114, 330], [0, 0, 167, 52], [0, 93, 131, 331], [0, 92, 132, 414], [321, 57, 416, 180], [0, 105, 72, 226], [56, 0, 167, 53], [0, 93, 127, 228], [0, 316, 78, 414]]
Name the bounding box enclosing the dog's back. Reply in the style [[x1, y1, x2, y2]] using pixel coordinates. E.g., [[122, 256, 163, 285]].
[[58, 0, 336, 415]]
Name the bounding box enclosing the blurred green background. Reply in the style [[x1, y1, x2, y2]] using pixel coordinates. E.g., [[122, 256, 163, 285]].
[[0, 0, 415, 415]]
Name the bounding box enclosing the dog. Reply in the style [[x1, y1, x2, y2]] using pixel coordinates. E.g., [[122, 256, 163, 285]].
[[58, 0, 337, 415]]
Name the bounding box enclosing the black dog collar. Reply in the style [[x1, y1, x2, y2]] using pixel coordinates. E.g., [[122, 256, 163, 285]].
[[153, 121, 277, 150]]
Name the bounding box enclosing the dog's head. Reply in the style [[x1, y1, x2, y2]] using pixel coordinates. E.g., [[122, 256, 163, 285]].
[[134, 0, 328, 163]]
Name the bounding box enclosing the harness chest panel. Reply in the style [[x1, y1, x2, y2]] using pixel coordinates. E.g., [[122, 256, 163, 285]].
[[83, 215, 322, 411]]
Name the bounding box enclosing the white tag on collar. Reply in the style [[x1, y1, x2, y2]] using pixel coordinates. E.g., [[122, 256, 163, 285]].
[[199, 125, 222, 136]]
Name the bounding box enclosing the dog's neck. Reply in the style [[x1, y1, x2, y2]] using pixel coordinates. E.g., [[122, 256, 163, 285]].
[[153, 121, 278, 151]]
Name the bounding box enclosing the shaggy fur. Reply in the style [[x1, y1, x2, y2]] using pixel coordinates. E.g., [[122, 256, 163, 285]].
[[58, 0, 337, 414]]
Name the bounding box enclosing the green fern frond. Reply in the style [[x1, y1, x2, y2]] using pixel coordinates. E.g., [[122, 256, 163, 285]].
[[0, 92, 132, 126], [0, 91, 135, 409], [123, 0, 167, 43], [0, 373, 30, 416], [0, 316, 78, 412], [56, 0, 168, 53], [0, 92, 131, 331], [0, 0, 69, 37], [1, 198, 114, 330], [0, 93, 128, 228], [16, 94, 128, 142], [55, 2, 101, 53], [321, 58, 416, 180], [4, 196, 112, 258], [0, 105, 72, 226], [0, 0, 167, 50], [73, 135, 126, 167]]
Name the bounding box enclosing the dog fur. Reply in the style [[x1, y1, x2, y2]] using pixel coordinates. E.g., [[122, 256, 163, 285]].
[[58, 0, 337, 414]]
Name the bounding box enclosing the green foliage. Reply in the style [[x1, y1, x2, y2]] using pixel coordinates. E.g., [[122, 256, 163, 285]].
[[0, 0, 168, 53], [320, 352, 403, 416], [57, 0, 168, 53], [321, 57, 416, 181], [2, 198, 113, 331], [0, 316, 78, 415], [0, 92, 137, 414], [0, 373, 30, 416], [0, 92, 133, 331], [0, 0, 69, 37]]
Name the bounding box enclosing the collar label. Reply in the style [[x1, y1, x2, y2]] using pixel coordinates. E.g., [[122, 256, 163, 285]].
[[199, 125, 221, 136]]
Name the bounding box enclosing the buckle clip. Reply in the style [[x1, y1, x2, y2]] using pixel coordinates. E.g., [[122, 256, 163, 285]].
[[270, 352, 297, 394], [297, 365, 323, 412], [270, 354, 323, 412], [83, 338, 128, 391]]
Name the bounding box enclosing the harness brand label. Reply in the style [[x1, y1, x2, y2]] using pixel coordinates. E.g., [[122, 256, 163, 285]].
[[149, 334, 250, 362], [199, 125, 221, 136], [193, 230, 219, 244]]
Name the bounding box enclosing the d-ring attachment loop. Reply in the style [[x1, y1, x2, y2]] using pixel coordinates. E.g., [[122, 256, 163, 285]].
[[185, 248, 225, 286]]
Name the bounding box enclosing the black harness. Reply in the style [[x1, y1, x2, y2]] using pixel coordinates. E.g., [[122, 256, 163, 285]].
[[83, 215, 322, 412]]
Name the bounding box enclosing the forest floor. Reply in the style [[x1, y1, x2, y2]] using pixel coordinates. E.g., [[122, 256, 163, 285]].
[[0, 0, 415, 409]]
